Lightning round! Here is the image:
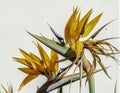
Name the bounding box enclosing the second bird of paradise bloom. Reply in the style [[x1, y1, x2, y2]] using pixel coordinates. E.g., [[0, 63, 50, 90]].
[[13, 42, 58, 91]]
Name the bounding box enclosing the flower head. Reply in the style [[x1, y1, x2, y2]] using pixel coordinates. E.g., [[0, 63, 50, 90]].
[[64, 8, 102, 43], [64, 8, 102, 59], [64, 8, 119, 81], [13, 42, 58, 91]]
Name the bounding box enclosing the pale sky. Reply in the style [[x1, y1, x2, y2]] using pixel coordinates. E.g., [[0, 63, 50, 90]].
[[0, 0, 119, 93]]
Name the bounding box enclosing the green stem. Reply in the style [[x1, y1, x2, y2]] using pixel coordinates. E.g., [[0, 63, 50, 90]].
[[82, 55, 95, 93], [89, 76, 95, 93], [36, 81, 53, 93]]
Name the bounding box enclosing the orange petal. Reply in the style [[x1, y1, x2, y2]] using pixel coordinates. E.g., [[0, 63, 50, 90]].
[[75, 41, 84, 59], [18, 68, 40, 75], [65, 8, 79, 44], [19, 49, 37, 68], [50, 50, 58, 62], [81, 13, 102, 38], [77, 9, 93, 39], [18, 75, 38, 91], [50, 50, 58, 73], [13, 57, 32, 68], [30, 52, 41, 63], [35, 43, 50, 68], [19, 49, 31, 60]]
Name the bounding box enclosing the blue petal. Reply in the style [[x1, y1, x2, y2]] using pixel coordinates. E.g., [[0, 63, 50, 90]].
[[48, 23, 65, 45]]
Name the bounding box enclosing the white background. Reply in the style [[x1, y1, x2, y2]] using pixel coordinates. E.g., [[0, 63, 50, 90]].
[[0, 0, 119, 93]]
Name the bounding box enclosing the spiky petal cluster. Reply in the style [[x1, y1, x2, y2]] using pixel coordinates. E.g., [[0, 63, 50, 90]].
[[64, 8, 102, 59], [64, 8, 119, 81], [13, 43, 58, 90]]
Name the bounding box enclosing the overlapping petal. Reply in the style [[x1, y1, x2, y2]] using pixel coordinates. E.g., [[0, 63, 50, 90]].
[[50, 50, 58, 73], [64, 8, 93, 44], [65, 8, 79, 44], [35, 42, 50, 68], [64, 8, 102, 45], [80, 13, 102, 38], [77, 8, 93, 38]]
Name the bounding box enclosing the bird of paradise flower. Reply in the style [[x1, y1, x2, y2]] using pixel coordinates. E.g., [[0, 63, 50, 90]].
[[13, 42, 58, 91], [48, 8, 119, 82], [12, 7, 120, 93]]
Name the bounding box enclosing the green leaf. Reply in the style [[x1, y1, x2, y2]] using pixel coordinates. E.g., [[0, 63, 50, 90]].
[[37, 67, 106, 93], [27, 31, 76, 59], [46, 67, 108, 92]]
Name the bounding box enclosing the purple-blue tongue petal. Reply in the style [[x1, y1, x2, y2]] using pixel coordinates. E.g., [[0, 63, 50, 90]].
[[48, 24, 65, 45]]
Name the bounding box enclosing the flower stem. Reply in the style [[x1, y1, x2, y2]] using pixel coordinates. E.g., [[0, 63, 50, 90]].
[[82, 55, 95, 93], [36, 81, 53, 93], [89, 76, 95, 93]]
